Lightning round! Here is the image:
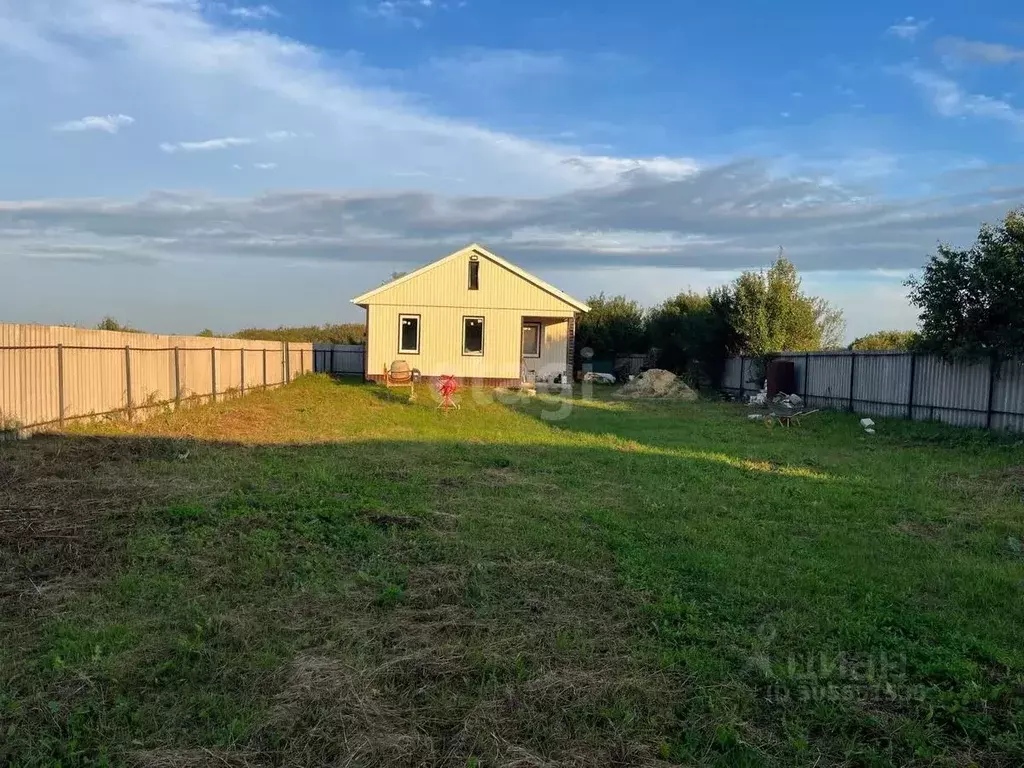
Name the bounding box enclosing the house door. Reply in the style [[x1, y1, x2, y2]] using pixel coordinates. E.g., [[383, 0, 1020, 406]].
[[521, 321, 541, 382]]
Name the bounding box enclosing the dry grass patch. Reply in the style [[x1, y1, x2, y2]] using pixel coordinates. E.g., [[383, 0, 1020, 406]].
[[0, 435, 204, 617], [269, 653, 438, 768], [129, 749, 268, 768], [261, 557, 683, 767]]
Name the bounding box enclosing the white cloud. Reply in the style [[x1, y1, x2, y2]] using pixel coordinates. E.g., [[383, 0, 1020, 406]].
[[936, 37, 1024, 65], [427, 48, 567, 82], [887, 16, 931, 42], [560, 155, 698, 180], [253, 162, 277, 169], [360, 0, 462, 27], [53, 114, 135, 133], [227, 4, 278, 20], [907, 68, 1024, 127], [0, 160, 1014, 275], [1, 0, 670, 197], [160, 136, 255, 153]]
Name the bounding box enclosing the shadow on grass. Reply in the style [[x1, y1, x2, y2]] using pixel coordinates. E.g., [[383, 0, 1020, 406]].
[[365, 385, 417, 406], [2, 411, 1023, 766]]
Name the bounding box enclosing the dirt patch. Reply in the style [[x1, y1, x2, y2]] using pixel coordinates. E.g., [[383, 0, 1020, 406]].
[[0, 435, 201, 617], [612, 369, 697, 401], [1, 438, 149, 614]]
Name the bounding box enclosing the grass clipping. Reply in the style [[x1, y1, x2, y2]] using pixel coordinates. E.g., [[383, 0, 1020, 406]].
[[613, 369, 697, 400]]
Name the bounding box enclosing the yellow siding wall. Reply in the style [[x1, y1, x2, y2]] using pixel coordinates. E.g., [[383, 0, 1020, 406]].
[[367, 250, 579, 314], [369, 305, 539, 379], [364, 250, 577, 380], [522, 320, 569, 381], [541, 320, 569, 375]]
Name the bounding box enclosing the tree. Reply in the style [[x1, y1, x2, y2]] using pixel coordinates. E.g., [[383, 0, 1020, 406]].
[[232, 324, 366, 344], [849, 330, 918, 351], [813, 297, 846, 350], [381, 270, 408, 286], [906, 209, 1024, 361], [96, 316, 142, 333], [647, 287, 741, 386], [575, 293, 648, 359], [732, 254, 845, 356], [197, 328, 215, 338]]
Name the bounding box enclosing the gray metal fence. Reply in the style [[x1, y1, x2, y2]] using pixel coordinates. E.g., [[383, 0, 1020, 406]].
[[314, 344, 365, 377], [722, 351, 1024, 431]]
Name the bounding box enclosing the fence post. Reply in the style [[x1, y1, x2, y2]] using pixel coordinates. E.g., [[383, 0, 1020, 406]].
[[211, 347, 217, 402], [738, 354, 745, 400], [803, 352, 810, 401], [906, 352, 916, 420], [284, 342, 290, 383], [300, 348, 305, 377], [240, 348, 246, 397], [124, 346, 133, 420], [847, 352, 856, 412], [263, 349, 268, 389], [173, 347, 181, 408], [330, 345, 335, 376], [986, 356, 998, 429], [56, 344, 65, 429]]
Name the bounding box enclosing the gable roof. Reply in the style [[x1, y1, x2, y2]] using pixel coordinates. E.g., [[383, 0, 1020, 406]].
[[351, 244, 590, 312]]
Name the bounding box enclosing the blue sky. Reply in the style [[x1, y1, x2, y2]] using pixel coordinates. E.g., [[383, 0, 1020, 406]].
[[2, 0, 1023, 339]]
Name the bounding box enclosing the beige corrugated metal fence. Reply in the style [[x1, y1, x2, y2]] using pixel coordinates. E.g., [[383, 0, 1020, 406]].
[[722, 351, 1024, 431], [0, 324, 313, 432]]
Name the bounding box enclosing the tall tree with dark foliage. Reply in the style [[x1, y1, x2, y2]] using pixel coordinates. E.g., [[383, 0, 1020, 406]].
[[907, 209, 1024, 361]]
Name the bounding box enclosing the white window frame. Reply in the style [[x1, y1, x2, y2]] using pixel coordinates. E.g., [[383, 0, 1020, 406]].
[[462, 316, 485, 356], [398, 314, 420, 355], [522, 322, 541, 358]]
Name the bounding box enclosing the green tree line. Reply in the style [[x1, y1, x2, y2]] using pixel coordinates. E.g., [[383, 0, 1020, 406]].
[[91, 319, 366, 344], [576, 254, 847, 386], [230, 324, 366, 344], [578, 205, 1024, 385]]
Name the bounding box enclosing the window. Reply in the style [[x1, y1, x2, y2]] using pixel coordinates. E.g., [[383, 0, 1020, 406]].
[[522, 322, 541, 358], [398, 314, 420, 354], [468, 258, 480, 290], [463, 317, 484, 355]]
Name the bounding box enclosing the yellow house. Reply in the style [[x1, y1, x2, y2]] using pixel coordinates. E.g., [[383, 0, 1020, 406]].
[[352, 244, 590, 386]]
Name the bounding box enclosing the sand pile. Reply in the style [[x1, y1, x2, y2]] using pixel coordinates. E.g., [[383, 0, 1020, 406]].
[[612, 369, 697, 400]]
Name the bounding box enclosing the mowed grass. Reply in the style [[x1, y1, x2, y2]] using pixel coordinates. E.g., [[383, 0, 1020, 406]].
[[2, 375, 1024, 767]]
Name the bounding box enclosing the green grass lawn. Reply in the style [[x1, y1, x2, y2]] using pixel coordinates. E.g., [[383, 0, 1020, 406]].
[[2, 375, 1023, 767]]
